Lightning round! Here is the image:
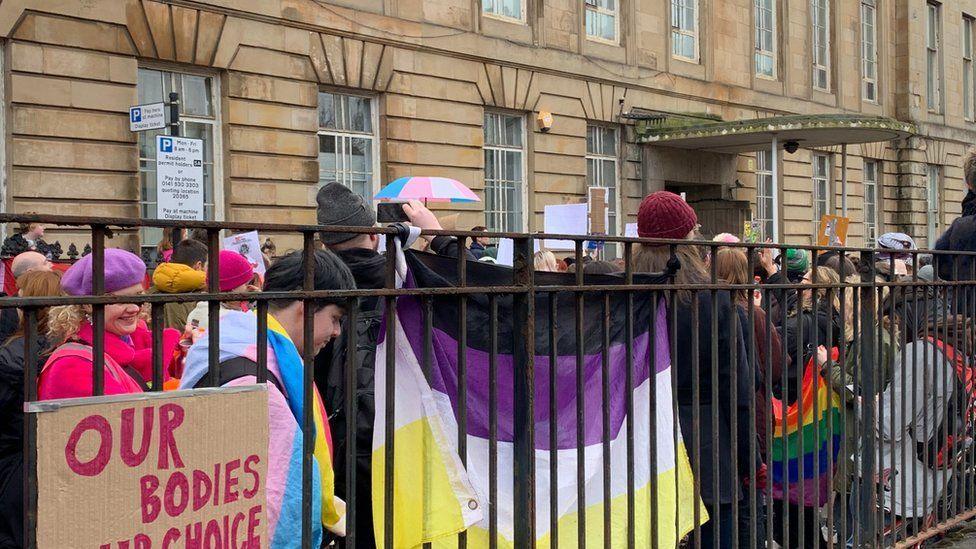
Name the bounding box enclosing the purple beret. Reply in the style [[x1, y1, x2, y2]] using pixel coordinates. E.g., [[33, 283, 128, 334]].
[[61, 248, 147, 296]]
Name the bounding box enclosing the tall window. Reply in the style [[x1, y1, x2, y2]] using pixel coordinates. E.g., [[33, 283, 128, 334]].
[[811, 0, 831, 91], [585, 0, 618, 43], [861, 0, 878, 102], [927, 164, 941, 244], [755, 0, 777, 78], [671, 0, 699, 61], [484, 112, 525, 232], [812, 153, 831, 220], [586, 125, 619, 236], [483, 0, 524, 22], [863, 160, 880, 245], [318, 91, 377, 201], [755, 150, 775, 241], [137, 68, 219, 257], [965, 16, 974, 120], [927, 2, 942, 112]]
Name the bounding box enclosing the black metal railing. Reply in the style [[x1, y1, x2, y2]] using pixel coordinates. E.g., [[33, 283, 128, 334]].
[[3, 213, 976, 549]]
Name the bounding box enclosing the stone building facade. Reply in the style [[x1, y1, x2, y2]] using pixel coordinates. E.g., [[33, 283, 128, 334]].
[[0, 0, 974, 252]]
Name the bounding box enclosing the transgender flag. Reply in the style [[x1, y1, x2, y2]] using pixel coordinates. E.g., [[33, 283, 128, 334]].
[[372, 252, 703, 548]]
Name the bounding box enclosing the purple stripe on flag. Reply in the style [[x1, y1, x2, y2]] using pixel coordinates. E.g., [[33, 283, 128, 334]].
[[395, 296, 671, 450]]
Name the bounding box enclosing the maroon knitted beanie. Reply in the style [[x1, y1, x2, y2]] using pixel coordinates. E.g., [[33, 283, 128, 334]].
[[636, 191, 698, 240]]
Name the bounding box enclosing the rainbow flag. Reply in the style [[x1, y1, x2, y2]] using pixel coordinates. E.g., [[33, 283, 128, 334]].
[[372, 252, 703, 548], [770, 350, 843, 507]]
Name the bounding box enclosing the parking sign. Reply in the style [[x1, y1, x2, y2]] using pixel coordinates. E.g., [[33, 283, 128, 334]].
[[156, 136, 204, 221], [128, 102, 166, 131]]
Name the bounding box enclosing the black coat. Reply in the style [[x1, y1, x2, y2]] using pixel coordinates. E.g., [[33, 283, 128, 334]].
[[777, 304, 842, 403], [0, 335, 48, 549], [935, 190, 976, 282], [672, 290, 754, 505], [0, 294, 17, 347]]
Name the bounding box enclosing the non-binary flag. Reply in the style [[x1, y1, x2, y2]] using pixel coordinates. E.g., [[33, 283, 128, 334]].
[[372, 252, 703, 548]]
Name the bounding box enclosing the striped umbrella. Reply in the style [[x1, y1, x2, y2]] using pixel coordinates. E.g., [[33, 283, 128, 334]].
[[374, 176, 480, 203]]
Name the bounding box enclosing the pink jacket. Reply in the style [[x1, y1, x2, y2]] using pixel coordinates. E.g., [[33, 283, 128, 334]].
[[38, 322, 181, 400]]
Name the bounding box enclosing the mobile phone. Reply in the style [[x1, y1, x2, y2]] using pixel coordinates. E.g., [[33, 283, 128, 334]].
[[377, 202, 410, 223]]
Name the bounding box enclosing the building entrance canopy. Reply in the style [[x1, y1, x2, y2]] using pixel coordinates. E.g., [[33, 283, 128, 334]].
[[634, 114, 915, 242], [634, 114, 915, 153]]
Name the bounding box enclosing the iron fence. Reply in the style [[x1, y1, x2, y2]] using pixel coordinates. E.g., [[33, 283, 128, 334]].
[[3, 213, 976, 548]]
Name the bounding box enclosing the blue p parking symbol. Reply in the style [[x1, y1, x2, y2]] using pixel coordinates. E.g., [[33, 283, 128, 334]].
[[130, 108, 142, 123], [160, 138, 173, 153]]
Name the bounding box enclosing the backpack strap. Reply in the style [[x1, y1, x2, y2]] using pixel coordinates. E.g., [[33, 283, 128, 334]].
[[193, 356, 285, 394]]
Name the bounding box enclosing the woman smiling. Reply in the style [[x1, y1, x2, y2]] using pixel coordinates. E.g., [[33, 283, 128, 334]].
[[38, 248, 180, 400]]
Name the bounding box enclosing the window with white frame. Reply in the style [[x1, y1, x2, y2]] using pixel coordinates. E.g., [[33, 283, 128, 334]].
[[755, 0, 776, 78], [812, 153, 831, 220], [811, 0, 831, 91], [861, 0, 878, 102], [755, 150, 776, 241], [483, 0, 524, 22], [927, 2, 942, 112], [927, 164, 941, 244], [965, 16, 974, 120], [137, 68, 219, 258], [585, 0, 618, 43], [484, 112, 525, 232], [863, 160, 880, 245], [318, 91, 377, 202], [586, 125, 619, 237], [671, 0, 699, 62]]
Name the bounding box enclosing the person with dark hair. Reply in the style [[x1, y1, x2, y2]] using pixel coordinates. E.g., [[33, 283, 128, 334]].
[[0, 270, 61, 548], [469, 226, 491, 259], [758, 244, 809, 325], [181, 249, 356, 547], [630, 192, 754, 549], [149, 238, 208, 330]]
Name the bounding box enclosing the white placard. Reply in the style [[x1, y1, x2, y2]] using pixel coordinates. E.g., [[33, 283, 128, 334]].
[[625, 223, 638, 238], [223, 231, 267, 277], [543, 203, 589, 251], [495, 238, 541, 267], [156, 136, 204, 221], [129, 102, 166, 131]]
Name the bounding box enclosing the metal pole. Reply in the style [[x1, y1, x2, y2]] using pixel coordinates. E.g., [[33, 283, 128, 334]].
[[512, 235, 536, 546], [857, 252, 878, 546], [168, 92, 181, 245], [771, 136, 780, 242], [842, 143, 849, 217], [168, 92, 180, 138]]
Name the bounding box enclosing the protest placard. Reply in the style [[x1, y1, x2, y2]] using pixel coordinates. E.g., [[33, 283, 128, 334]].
[[32, 387, 268, 548], [223, 231, 266, 278], [817, 215, 850, 247]]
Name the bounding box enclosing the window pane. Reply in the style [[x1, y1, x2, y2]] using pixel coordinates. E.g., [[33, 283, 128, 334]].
[[318, 92, 337, 129], [182, 75, 212, 117], [347, 95, 372, 133], [318, 135, 338, 181], [138, 68, 163, 104]]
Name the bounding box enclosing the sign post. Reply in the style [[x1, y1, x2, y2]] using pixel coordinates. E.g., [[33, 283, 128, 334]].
[[156, 135, 205, 221], [31, 387, 269, 548]]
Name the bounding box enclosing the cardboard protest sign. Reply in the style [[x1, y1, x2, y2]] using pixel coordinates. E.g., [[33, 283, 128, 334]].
[[223, 231, 266, 278], [32, 387, 268, 549], [817, 215, 850, 247], [587, 187, 609, 235]]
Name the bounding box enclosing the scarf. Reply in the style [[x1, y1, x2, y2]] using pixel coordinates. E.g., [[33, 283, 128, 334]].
[[265, 315, 343, 533]]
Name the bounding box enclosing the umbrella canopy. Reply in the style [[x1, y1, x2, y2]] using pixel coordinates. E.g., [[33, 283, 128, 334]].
[[374, 176, 480, 203]]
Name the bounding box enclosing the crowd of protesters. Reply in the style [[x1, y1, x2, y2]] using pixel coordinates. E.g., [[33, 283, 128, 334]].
[[1, 152, 976, 548]]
